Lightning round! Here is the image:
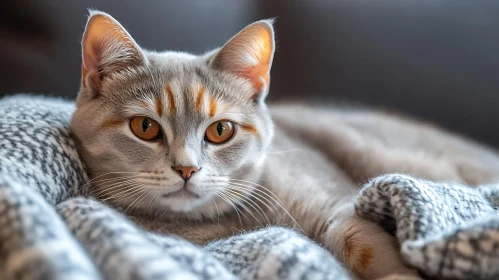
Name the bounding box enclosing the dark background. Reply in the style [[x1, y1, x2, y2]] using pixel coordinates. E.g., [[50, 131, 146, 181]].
[[2, 0, 499, 148]]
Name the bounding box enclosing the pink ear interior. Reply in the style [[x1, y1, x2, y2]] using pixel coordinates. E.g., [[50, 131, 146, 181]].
[[81, 12, 143, 89], [210, 20, 275, 96]]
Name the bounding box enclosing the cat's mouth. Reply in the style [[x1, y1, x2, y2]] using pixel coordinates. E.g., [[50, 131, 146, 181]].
[[161, 188, 200, 199]]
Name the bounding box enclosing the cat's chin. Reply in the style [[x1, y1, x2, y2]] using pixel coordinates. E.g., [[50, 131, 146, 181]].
[[161, 188, 200, 199], [123, 190, 237, 221], [160, 196, 208, 213]]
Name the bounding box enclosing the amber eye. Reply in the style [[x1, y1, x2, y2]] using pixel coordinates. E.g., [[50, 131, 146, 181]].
[[130, 116, 162, 141], [205, 120, 235, 144]]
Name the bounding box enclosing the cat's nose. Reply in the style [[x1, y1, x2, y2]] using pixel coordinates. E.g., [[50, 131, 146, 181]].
[[173, 166, 199, 181]]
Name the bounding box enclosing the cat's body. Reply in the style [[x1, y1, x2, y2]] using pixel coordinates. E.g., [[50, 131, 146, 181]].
[[72, 11, 499, 279], [128, 105, 499, 278]]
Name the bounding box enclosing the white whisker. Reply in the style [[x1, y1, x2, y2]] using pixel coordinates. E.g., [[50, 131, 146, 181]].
[[227, 184, 278, 216], [228, 179, 303, 232], [267, 148, 303, 155], [210, 196, 221, 224], [216, 193, 244, 226], [100, 184, 147, 202], [222, 190, 262, 225], [225, 188, 271, 225], [123, 189, 150, 214], [89, 178, 138, 197]]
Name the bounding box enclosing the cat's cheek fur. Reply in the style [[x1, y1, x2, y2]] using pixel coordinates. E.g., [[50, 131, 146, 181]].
[[110, 134, 160, 162], [211, 140, 253, 168]]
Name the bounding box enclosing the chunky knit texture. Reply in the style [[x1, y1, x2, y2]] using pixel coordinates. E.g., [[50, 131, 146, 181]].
[[2, 95, 499, 280], [356, 174, 499, 279], [0, 95, 349, 280]]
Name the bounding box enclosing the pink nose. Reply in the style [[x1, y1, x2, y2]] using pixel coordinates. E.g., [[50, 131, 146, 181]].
[[173, 166, 199, 181]]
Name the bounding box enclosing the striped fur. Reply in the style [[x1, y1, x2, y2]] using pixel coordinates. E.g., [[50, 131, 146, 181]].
[[72, 11, 499, 279]]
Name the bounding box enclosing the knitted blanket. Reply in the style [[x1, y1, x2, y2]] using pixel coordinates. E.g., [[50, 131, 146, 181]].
[[0, 95, 498, 280]]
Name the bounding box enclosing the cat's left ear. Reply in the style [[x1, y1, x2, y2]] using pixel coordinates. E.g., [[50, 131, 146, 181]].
[[209, 20, 275, 101]]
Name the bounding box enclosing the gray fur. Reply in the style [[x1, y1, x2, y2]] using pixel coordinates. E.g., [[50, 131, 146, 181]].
[[72, 11, 499, 279], [73, 11, 273, 216]]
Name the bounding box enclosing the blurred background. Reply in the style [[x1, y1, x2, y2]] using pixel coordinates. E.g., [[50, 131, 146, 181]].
[[2, 0, 499, 147]]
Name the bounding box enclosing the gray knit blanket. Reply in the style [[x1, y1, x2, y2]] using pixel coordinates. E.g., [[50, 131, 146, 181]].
[[1, 95, 498, 280]]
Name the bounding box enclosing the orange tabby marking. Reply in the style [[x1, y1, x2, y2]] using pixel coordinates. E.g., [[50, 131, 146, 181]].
[[165, 84, 177, 113], [155, 97, 164, 116], [358, 247, 374, 270], [100, 119, 123, 129], [345, 239, 374, 277], [208, 96, 217, 117], [241, 124, 260, 138], [196, 86, 205, 112]]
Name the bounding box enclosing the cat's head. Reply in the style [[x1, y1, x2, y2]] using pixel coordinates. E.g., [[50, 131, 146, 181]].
[[71, 11, 275, 219]]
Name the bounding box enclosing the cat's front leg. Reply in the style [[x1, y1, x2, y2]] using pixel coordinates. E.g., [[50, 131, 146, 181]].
[[322, 209, 420, 279]]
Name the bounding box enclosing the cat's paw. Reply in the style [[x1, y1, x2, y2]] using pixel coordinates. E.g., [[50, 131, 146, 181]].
[[324, 216, 418, 279]]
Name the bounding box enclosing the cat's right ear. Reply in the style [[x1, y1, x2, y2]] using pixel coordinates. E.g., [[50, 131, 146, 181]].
[[80, 11, 146, 98], [208, 20, 275, 102]]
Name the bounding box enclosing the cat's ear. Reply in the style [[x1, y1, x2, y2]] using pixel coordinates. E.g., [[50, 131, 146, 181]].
[[209, 19, 275, 101], [81, 10, 146, 95]]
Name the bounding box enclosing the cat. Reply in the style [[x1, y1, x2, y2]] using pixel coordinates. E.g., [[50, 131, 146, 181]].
[[71, 10, 499, 279]]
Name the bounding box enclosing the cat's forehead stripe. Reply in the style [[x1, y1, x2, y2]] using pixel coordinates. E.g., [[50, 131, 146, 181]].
[[165, 84, 177, 114], [195, 86, 205, 112], [208, 96, 217, 117], [154, 96, 164, 116]]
